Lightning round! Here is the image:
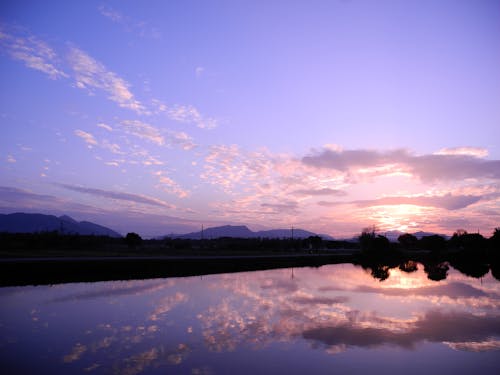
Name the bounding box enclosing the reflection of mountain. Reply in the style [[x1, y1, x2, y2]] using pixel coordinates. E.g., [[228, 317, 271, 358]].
[[0, 213, 121, 237], [171, 224, 332, 239]]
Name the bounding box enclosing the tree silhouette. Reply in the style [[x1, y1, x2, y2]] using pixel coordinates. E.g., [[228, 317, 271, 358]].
[[125, 232, 142, 249], [419, 235, 446, 253], [398, 233, 418, 250]]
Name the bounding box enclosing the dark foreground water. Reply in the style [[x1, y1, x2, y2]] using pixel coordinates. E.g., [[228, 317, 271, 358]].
[[1, 263, 499, 374]]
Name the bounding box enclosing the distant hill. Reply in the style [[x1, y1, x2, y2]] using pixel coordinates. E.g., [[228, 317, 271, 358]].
[[367, 230, 449, 242], [169, 225, 332, 240], [0, 213, 122, 237]]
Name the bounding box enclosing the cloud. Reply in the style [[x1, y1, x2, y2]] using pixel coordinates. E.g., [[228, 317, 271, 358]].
[[67, 47, 145, 114], [435, 147, 489, 158], [59, 184, 175, 209], [153, 171, 189, 198], [6, 155, 16, 163], [0, 26, 67, 79], [167, 130, 196, 151], [351, 193, 483, 210], [120, 120, 164, 145], [195, 66, 205, 77], [261, 201, 299, 214], [97, 122, 113, 131], [292, 188, 347, 197], [167, 104, 217, 129], [0, 186, 119, 218], [302, 148, 500, 182], [74, 129, 98, 146], [98, 5, 161, 39], [98, 5, 123, 23]]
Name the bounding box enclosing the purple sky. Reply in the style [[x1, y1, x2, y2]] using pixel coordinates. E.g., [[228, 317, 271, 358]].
[[1, 0, 499, 237]]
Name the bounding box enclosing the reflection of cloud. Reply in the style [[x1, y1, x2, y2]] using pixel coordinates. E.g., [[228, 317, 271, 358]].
[[291, 295, 349, 305], [444, 339, 500, 352], [122, 347, 159, 375], [50, 280, 170, 303], [303, 310, 500, 350], [62, 343, 87, 363], [149, 292, 188, 321], [356, 282, 493, 299], [260, 278, 299, 293]]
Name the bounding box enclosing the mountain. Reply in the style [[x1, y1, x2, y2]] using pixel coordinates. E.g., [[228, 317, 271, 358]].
[[170, 225, 331, 240], [0, 213, 122, 237]]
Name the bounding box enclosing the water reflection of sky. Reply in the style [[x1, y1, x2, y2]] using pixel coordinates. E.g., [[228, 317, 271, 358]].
[[0, 264, 499, 374]]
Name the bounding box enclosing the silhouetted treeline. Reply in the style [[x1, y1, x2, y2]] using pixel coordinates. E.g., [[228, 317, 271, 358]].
[[0, 231, 121, 252], [356, 228, 500, 283], [359, 227, 499, 256], [1, 228, 499, 256]]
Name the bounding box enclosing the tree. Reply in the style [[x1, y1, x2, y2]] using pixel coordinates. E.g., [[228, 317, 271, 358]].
[[397, 233, 418, 250], [125, 232, 142, 249], [419, 235, 446, 253]]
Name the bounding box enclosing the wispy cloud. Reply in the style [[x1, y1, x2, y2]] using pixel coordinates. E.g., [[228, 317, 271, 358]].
[[74, 129, 98, 147], [292, 188, 347, 197], [0, 26, 67, 79], [120, 120, 164, 145], [97, 122, 113, 131], [0, 186, 107, 215], [67, 47, 146, 114], [167, 130, 196, 151], [167, 104, 217, 129], [98, 5, 123, 23], [98, 5, 161, 39], [59, 184, 175, 209], [153, 171, 189, 198], [195, 66, 205, 77]]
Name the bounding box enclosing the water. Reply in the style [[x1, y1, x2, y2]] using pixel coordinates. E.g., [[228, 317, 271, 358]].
[[1, 263, 499, 374]]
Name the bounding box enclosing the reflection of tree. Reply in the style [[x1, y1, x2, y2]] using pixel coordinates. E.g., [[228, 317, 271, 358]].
[[369, 264, 391, 281], [490, 262, 500, 281], [399, 260, 418, 273], [423, 262, 449, 281], [449, 259, 489, 279]]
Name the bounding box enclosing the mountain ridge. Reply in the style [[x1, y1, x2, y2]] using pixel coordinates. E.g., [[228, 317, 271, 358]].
[[0, 213, 122, 237], [168, 225, 334, 240]]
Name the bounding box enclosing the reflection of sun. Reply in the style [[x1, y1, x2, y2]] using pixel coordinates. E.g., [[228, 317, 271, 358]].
[[368, 204, 428, 232], [383, 268, 434, 290]]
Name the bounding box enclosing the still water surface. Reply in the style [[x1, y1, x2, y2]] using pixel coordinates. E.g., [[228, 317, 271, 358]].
[[1, 263, 500, 374]]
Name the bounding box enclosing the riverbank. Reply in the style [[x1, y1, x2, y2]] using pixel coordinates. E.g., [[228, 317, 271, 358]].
[[0, 253, 355, 287]]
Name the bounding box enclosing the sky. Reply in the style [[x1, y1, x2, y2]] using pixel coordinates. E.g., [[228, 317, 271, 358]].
[[1, 0, 499, 238]]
